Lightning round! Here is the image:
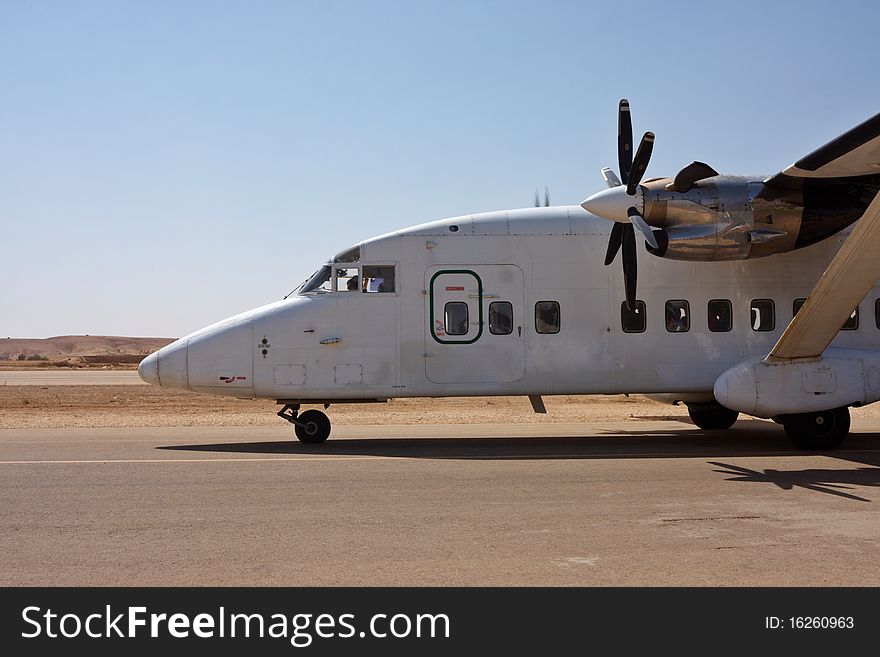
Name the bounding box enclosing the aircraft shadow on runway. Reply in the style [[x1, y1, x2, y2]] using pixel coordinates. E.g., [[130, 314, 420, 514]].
[[709, 461, 880, 502], [158, 419, 880, 462], [158, 420, 880, 501]]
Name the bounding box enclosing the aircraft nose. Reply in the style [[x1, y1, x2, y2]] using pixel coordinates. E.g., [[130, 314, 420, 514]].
[[138, 351, 159, 385], [156, 338, 189, 389], [137, 338, 189, 389]]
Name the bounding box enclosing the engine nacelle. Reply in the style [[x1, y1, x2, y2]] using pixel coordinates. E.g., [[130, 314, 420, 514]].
[[647, 223, 755, 261], [639, 174, 878, 262], [713, 347, 880, 418]]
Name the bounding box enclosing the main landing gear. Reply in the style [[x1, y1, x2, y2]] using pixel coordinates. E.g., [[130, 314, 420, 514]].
[[687, 400, 851, 449], [777, 406, 850, 450], [277, 404, 332, 444], [686, 401, 739, 430]]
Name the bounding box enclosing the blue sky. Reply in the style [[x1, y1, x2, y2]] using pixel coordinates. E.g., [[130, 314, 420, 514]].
[[2, 0, 879, 337]]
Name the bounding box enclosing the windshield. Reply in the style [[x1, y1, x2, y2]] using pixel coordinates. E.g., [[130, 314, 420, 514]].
[[298, 265, 332, 294]]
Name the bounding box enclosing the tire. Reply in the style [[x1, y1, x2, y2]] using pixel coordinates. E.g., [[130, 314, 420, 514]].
[[781, 407, 850, 450], [295, 410, 331, 444], [687, 403, 739, 430]]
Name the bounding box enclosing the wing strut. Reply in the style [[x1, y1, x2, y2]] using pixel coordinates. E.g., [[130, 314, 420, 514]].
[[768, 190, 880, 361]]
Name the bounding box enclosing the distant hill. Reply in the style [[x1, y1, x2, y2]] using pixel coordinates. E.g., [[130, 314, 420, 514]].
[[0, 335, 175, 364]]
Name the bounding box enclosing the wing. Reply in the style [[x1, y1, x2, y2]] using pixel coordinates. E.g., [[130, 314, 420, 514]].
[[765, 111, 880, 189], [767, 188, 880, 361]]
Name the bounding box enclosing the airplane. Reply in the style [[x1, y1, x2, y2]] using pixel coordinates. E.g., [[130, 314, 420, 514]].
[[139, 100, 880, 451]]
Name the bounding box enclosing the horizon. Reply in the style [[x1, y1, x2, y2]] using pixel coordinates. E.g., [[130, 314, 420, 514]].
[[1, 334, 176, 340]]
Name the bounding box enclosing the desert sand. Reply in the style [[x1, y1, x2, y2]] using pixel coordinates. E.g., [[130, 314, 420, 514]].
[[0, 385, 696, 429]]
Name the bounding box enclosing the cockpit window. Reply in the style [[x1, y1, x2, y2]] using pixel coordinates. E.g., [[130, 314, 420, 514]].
[[333, 245, 361, 263], [297, 261, 394, 296], [299, 265, 332, 294], [336, 267, 360, 292], [363, 265, 395, 293]]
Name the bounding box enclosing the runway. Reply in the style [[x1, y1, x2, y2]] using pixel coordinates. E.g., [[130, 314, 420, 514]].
[[2, 419, 880, 586], [0, 370, 144, 385]]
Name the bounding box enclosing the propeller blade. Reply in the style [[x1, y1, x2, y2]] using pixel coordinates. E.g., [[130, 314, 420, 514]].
[[672, 161, 719, 193], [621, 223, 638, 311], [627, 207, 659, 249], [617, 99, 632, 185], [534, 189, 540, 207], [544, 186, 550, 207], [601, 167, 622, 188], [605, 222, 624, 265], [626, 132, 655, 195]]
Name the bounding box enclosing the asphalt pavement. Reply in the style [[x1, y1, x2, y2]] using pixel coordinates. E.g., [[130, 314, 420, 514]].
[[0, 370, 144, 385], [2, 420, 879, 585]]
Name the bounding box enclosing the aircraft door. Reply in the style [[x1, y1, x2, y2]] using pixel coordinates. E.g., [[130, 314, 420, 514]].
[[425, 265, 525, 384]]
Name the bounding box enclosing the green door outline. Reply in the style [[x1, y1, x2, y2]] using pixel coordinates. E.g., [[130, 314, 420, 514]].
[[429, 269, 483, 345]]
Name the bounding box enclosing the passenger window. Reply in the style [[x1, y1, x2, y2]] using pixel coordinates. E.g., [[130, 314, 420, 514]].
[[535, 301, 560, 334], [489, 301, 513, 335], [363, 265, 395, 293], [708, 299, 732, 332], [795, 298, 857, 330], [750, 299, 775, 332], [335, 267, 360, 292], [444, 302, 469, 335], [665, 300, 690, 333], [621, 300, 646, 333]]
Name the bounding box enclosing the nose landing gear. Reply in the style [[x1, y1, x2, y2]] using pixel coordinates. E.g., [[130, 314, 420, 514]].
[[277, 404, 332, 444]]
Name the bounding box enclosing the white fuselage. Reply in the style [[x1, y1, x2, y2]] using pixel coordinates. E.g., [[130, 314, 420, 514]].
[[139, 206, 876, 403]]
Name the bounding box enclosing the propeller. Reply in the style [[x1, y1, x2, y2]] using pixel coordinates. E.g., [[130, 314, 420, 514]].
[[533, 187, 551, 207], [596, 99, 657, 311], [672, 161, 719, 193]]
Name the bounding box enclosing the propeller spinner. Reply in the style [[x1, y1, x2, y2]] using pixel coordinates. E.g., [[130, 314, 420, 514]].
[[582, 99, 658, 310]]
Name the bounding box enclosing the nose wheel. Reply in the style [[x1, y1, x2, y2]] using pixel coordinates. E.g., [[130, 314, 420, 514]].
[[295, 410, 332, 443], [277, 404, 332, 444]]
